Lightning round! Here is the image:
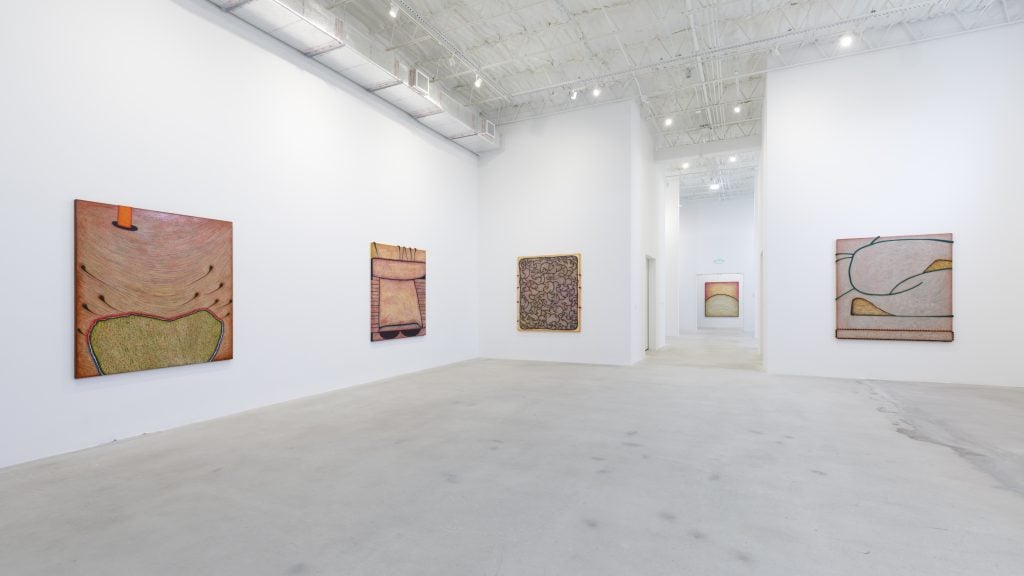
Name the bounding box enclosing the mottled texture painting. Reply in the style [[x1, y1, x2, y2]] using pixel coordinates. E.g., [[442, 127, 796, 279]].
[[371, 242, 426, 341], [835, 233, 953, 341], [517, 254, 581, 332], [75, 200, 233, 378], [705, 281, 740, 317]]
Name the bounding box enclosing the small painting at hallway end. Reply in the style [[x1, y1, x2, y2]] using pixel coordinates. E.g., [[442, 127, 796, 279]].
[[704, 281, 739, 317]]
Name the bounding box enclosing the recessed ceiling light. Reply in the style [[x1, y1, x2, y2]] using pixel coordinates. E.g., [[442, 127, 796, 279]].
[[570, 90, 578, 100], [389, 4, 399, 18], [474, 76, 483, 89], [729, 156, 737, 163], [592, 87, 602, 97], [681, 162, 690, 170], [709, 183, 721, 191], [733, 105, 742, 114], [664, 117, 673, 127], [839, 34, 854, 48]]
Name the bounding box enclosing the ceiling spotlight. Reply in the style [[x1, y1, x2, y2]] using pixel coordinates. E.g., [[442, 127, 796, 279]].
[[709, 183, 721, 191], [733, 105, 742, 114], [839, 34, 854, 48], [664, 117, 674, 127], [474, 75, 483, 89], [695, 109, 702, 114], [681, 162, 690, 170], [729, 156, 737, 163], [592, 86, 602, 97], [389, 3, 399, 18], [570, 90, 578, 100]]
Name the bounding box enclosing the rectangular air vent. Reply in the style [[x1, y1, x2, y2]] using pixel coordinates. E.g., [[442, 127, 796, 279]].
[[410, 69, 430, 94], [481, 119, 496, 140]]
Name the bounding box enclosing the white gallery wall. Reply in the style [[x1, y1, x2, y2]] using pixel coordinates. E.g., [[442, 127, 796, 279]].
[[678, 196, 759, 334], [0, 0, 480, 467], [629, 104, 668, 361], [762, 24, 1024, 387], [663, 180, 681, 340], [477, 102, 635, 365]]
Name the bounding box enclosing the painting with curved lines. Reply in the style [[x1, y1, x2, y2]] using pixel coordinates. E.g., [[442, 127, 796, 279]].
[[835, 233, 953, 341], [704, 281, 739, 317], [75, 200, 233, 378], [517, 254, 581, 332]]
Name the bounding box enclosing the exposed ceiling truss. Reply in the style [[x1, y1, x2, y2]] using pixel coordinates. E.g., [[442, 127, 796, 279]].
[[671, 150, 760, 202], [324, 0, 1022, 151]]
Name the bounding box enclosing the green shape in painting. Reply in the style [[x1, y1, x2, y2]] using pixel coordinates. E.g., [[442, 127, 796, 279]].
[[89, 311, 224, 375]]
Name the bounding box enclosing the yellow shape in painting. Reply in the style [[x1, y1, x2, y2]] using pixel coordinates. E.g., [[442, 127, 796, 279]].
[[851, 298, 892, 317], [89, 311, 224, 375], [705, 294, 739, 317], [923, 259, 953, 273]]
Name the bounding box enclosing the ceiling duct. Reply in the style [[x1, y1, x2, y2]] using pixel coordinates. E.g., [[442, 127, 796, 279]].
[[215, 0, 341, 55], [373, 61, 442, 118], [452, 117, 499, 154], [207, 0, 499, 154]]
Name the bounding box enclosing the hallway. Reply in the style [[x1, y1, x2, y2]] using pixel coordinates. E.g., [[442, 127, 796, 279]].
[[644, 330, 762, 371]]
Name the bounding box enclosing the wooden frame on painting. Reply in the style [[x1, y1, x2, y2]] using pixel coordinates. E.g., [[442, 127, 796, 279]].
[[517, 253, 582, 332]]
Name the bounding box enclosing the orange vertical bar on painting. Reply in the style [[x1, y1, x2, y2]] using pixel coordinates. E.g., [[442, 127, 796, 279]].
[[116, 206, 133, 229]]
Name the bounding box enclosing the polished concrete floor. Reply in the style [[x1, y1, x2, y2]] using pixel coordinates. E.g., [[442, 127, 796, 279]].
[[646, 330, 763, 371], [1, 334, 1022, 575]]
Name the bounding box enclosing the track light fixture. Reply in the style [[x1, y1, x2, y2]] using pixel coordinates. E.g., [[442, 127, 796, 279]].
[[474, 75, 483, 89], [389, 3, 399, 18], [570, 90, 578, 100], [839, 34, 854, 48], [592, 86, 601, 98], [664, 117, 673, 127]]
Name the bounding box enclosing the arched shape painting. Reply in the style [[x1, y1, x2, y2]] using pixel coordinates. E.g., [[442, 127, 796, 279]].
[[835, 233, 953, 341], [75, 200, 233, 378], [704, 282, 740, 317]]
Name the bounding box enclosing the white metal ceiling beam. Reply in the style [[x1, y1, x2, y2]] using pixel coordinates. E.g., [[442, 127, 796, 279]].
[[654, 135, 762, 161]]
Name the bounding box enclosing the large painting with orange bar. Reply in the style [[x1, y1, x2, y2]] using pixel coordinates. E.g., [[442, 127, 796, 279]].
[[370, 242, 426, 341], [74, 200, 233, 378]]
